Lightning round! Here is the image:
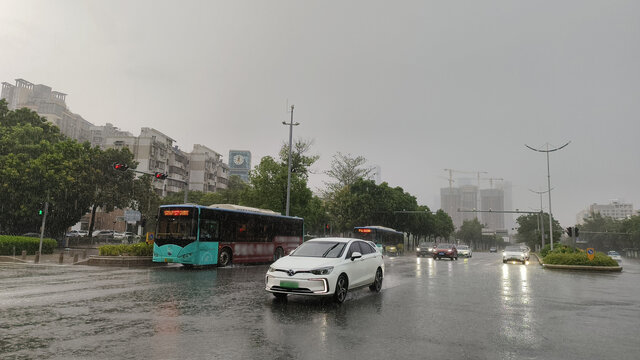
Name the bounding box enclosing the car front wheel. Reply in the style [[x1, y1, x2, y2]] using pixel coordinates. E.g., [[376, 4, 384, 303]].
[[333, 274, 349, 303], [369, 268, 383, 292]]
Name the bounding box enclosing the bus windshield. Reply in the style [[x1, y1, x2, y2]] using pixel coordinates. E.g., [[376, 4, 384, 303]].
[[156, 209, 197, 247]]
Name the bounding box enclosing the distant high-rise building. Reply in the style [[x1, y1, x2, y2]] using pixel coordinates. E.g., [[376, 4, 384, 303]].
[[374, 165, 382, 184], [1, 79, 93, 142], [500, 181, 515, 231], [577, 200, 634, 223], [480, 188, 505, 231], [228, 150, 251, 182], [441, 187, 462, 229]]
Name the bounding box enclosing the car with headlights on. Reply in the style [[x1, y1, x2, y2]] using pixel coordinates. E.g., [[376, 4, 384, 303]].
[[265, 237, 384, 303], [416, 242, 436, 257], [457, 244, 472, 258], [607, 251, 622, 263], [502, 245, 530, 264], [433, 243, 457, 260]]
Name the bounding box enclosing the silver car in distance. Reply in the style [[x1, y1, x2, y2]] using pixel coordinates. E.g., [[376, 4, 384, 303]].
[[265, 237, 384, 303]]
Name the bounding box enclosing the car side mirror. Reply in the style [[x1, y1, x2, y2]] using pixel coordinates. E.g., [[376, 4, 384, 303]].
[[351, 252, 362, 261]]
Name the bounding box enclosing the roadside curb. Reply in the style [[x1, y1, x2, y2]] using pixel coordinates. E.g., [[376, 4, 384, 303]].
[[0, 256, 27, 263], [532, 253, 543, 266], [542, 263, 623, 272], [80, 255, 166, 267]]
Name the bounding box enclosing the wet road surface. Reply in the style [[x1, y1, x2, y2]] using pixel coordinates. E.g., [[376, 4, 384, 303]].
[[1, 253, 639, 359]]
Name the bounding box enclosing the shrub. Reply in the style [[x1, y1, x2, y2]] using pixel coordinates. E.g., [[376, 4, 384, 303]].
[[0, 235, 57, 255], [540, 243, 579, 257], [98, 242, 152, 256], [543, 251, 618, 266]]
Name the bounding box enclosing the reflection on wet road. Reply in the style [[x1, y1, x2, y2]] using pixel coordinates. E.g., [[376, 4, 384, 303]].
[[1, 254, 639, 359]]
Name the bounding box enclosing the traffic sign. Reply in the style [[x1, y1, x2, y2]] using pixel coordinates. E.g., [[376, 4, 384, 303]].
[[586, 248, 595, 261], [146, 232, 155, 245]]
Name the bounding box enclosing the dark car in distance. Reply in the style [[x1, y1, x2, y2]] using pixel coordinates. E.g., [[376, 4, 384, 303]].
[[489, 247, 498, 253], [416, 242, 436, 257], [433, 243, 457, 260]]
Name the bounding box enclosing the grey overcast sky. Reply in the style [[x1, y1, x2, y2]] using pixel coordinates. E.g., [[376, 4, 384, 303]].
[[1, 0, 639, 226]]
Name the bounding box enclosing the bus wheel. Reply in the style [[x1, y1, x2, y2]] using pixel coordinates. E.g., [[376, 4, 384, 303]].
[[218, 248, 231, 267], [274, 247, 284, 261]]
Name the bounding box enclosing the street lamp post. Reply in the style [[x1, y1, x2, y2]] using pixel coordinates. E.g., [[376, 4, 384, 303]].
[[525, 142, 570, 251], [282, 105, 299, 216], [529, 188, 551, 251]]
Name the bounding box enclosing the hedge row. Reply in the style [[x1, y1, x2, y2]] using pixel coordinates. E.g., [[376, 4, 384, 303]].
[[540, 243, 579, 257], [98, 242, 153, 256], [543, 251, 618, 266], [0, 235, 58, 255]]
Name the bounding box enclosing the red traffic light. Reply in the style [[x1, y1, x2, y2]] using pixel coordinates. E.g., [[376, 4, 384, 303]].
[[113, 162, 129, 171], [154, 172, 168, 180]]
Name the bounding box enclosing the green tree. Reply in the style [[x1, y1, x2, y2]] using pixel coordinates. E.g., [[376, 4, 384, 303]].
[[244, 139, 322, 232], [86, 147, 141, 237], [323, 152, 375, 196], [457, 218, 483, 248], [433, 209, 455, 240], [516, 213, 563, 250], [579, 212, 629, 250], [0, 101, 97, 236]]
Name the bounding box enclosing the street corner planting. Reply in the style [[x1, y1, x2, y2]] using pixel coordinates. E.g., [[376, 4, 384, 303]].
[[98, 242, 153, 256], [543, 249, 618, 267], [0, 235, 57, 255]]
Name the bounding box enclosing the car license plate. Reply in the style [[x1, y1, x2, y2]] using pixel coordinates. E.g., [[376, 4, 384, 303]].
[[439, 252, 445, 255], [280, 280, 299, 289]]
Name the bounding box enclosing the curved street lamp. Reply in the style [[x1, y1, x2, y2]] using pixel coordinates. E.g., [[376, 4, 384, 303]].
[[525, 141, 570, 250]]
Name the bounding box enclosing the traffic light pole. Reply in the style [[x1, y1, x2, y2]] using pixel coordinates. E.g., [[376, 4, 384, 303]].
[[122, 167, 188, 203], [36, 190, 50, 263]]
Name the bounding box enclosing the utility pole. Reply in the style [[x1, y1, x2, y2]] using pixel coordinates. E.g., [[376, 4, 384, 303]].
[[529, 188, 551, 251], [525, 141, 570, 250], [282, 105, 299, 216]]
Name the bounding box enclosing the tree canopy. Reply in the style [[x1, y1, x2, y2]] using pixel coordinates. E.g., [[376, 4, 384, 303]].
[[0, 99, 157, 237]]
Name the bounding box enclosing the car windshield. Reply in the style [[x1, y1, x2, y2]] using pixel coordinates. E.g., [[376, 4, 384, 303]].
[[457, 245, 468, 249], [437, 244, 452, 248], [418, 243, 432, 247], [505, 246, 524, 251], [290, 241, 346, 258]]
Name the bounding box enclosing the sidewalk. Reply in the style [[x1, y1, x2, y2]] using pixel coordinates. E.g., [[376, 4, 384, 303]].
[[0, 247, 100, 265]]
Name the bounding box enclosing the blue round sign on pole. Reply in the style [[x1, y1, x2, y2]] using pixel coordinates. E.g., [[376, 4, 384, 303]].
[[586, 248, 595, 261]]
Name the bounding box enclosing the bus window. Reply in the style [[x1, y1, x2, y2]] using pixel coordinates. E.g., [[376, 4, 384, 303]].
[[199, 219, 219, 241]]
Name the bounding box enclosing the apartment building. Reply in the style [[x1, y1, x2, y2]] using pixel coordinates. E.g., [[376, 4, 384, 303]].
[[1, 79, 93, 142], [191, 145, 229, 192], [577, 200, 634, 224]]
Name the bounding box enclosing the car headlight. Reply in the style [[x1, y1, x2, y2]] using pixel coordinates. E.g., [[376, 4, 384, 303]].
[[268, 266, 276, 272], [416, 247, 420, 251], [310, 266, 333, 275]]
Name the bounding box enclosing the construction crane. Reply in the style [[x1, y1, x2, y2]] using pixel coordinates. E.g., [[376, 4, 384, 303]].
[[480, 177, 504, 188], [443, 169, 488, 220], [437, 175, 455, 189], [443, 169, 488, 189]]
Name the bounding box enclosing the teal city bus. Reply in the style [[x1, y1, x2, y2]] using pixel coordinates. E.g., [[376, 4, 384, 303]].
[[153, 204, 304, 267], [353, 226, 405, 256]]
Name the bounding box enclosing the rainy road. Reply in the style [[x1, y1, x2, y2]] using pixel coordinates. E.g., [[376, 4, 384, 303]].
[[1, 253, 639, 360]]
